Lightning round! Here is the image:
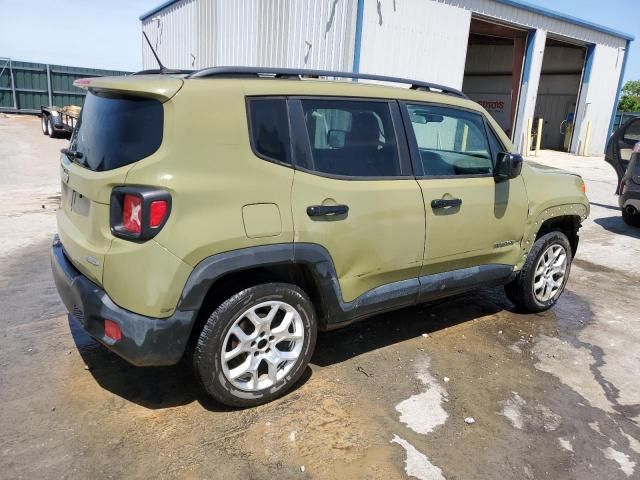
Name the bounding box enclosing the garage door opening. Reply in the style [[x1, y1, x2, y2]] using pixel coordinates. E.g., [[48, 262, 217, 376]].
[[462, 18, 528, 140], [533, 37, 587, 151]]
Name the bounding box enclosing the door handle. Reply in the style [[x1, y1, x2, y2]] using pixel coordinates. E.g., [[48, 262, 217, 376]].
[[431, 198, 462, 209], [306, 205, 349, 217]]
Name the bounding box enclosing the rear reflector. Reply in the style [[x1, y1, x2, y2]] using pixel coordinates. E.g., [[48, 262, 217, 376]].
[[149, 200, 168, 228], [104, 319, 122, 341], [122, 194, 142, 234]]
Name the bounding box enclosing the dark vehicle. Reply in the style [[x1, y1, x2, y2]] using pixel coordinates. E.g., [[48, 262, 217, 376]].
[[605, 117, 640, 226]]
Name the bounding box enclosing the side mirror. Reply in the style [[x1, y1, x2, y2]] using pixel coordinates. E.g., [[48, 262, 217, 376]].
[[495, 152, 523, 181], [327, 129, 347, 149]]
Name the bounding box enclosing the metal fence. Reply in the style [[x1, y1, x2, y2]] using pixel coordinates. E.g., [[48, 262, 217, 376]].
[[612, 111, 640, 132], [0, 58, 130, 114]]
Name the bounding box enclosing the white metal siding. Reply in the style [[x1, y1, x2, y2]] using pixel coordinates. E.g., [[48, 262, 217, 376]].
[[142, 0, 357, 71], [572, 43, 626, 155], [512, 29, 546, 153], [358, 0, 471, 89], [441, 0, 627, 49]]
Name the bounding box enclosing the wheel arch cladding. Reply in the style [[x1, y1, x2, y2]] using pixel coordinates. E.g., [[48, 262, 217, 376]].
[[177, 243, 341, 338], [521, 204, 587, 263]]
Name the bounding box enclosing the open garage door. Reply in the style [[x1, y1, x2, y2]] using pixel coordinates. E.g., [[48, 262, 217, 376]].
[[462, 18, 528, 140], [533, 38, 587, 151]]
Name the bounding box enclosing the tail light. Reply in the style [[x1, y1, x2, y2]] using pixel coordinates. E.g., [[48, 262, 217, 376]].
[[110, 187, 171, 241], [620, 180, 626, 195]]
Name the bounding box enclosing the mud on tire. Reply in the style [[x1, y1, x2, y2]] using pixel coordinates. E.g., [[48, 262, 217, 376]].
[[192, 282, 317, 407], [505, 231, 573, 313]]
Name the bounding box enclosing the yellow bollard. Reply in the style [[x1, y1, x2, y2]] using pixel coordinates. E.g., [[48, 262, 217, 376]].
[[583, 121, 592, 157], [462, 124, 469, 152], [526, 118, 532, 156], [535, 118, 543, 157]]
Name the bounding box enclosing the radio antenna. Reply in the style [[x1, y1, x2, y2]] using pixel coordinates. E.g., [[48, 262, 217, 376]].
[[142, 31, 168, 73]]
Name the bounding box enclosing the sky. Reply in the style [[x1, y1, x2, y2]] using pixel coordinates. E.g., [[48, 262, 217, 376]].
[[0, 0, 638, 83]]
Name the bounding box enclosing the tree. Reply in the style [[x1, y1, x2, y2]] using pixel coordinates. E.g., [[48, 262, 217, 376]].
[[618, 80, 640, 112]]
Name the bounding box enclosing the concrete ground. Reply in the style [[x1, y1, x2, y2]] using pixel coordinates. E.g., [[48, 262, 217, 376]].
[[1, 114, 639, 480]]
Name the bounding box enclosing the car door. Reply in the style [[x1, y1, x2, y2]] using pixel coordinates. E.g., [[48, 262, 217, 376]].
[[605, 117, 640, 190], [289, 97, 425, 304], [400, 102, 528, 277]]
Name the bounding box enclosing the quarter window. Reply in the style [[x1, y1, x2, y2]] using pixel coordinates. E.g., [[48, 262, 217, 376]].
[[248, 98, 291, 164], [300, 99, 401, 177], [406, 104, 493, 176]]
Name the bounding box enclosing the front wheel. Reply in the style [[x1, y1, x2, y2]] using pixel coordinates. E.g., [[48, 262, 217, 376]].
[[192, 283, 317, 407], [505, 231, 572, 312]]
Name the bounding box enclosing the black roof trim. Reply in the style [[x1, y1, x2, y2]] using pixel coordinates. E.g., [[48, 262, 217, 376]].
[[187, 66, 468, 99], [132, 68, 196, 75]]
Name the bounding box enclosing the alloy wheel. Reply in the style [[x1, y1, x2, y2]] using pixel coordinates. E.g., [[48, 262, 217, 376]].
[[533, 244, 568, 303], [221, 300, 305, 391]]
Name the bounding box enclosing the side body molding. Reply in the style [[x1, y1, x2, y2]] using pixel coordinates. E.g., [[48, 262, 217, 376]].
[[177, 243, 515, 331]]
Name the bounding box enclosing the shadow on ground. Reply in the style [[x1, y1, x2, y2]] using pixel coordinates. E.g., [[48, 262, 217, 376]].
[[594, 214, 640, 239], [70, 287, 518, 411]]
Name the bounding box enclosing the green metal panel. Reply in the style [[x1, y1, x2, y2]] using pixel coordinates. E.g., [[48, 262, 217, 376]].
[[0, 58, 129, 113]]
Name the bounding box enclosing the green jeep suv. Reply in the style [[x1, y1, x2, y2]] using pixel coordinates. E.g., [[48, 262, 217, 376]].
[[51, 67, 589, 406]]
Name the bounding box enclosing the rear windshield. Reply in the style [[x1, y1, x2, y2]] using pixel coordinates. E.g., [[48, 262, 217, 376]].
[[68, 91, 163, 171]]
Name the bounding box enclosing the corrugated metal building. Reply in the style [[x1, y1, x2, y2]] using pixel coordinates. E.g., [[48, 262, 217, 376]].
[[140, 0, 633, 156]]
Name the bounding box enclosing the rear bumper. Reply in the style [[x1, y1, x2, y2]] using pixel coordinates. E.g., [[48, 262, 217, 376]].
[[51, 235, 196, 366]]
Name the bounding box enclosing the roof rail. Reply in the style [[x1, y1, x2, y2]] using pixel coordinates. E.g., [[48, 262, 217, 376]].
[[188, 66, 468, 99], [132, 68, 196, 76]]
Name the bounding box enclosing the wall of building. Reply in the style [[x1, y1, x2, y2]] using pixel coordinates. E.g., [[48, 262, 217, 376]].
[[358, 0, 471, 89], [142, 0, 357, 71], [572, 43, 626, 155]]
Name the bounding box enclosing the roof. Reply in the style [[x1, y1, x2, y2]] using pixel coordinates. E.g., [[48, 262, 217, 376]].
[[139, 0, 634, 41]]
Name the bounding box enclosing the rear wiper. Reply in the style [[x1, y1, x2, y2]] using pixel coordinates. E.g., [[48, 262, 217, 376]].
[[61, 148, 84, 160]]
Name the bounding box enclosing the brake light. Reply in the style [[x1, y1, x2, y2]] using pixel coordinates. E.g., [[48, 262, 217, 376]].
[[150, 200, 168, 228], [110, 187, 171, 241], [122, 194, 142, 234]]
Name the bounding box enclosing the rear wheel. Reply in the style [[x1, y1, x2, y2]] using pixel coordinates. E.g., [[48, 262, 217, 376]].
[[505, 231, 572, 312], [192, 283, 317, 407], [622, 208, 640, 227], [47, 117, 57, 138], [41, 115, 49, 135]]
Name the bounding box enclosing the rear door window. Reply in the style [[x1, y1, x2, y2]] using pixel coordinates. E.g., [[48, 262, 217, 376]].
[[69, 91, 163, 172], [247, 98, 292, 165], [299, 99, 401, 177]]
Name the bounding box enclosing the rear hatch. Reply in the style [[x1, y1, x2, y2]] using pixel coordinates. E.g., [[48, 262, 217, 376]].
[[57, 75, 183, 285]]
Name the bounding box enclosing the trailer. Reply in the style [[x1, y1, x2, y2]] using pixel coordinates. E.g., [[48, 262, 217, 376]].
[[40, 104, 81, 138]]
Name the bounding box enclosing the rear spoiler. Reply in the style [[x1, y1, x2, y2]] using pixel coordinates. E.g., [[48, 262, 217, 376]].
[[73, 75, 184, 102]]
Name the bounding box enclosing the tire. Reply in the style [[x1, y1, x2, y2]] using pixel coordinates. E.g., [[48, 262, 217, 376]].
[[47, 118, 57, 138], [41, 115, 49, 135], [192, 282, 317, 407], [622, 209, 640, 227], [505, 231, 572, 313]]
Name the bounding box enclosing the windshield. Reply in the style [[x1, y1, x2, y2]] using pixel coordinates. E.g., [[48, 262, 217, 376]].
[[68, 91, 163, 171]]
